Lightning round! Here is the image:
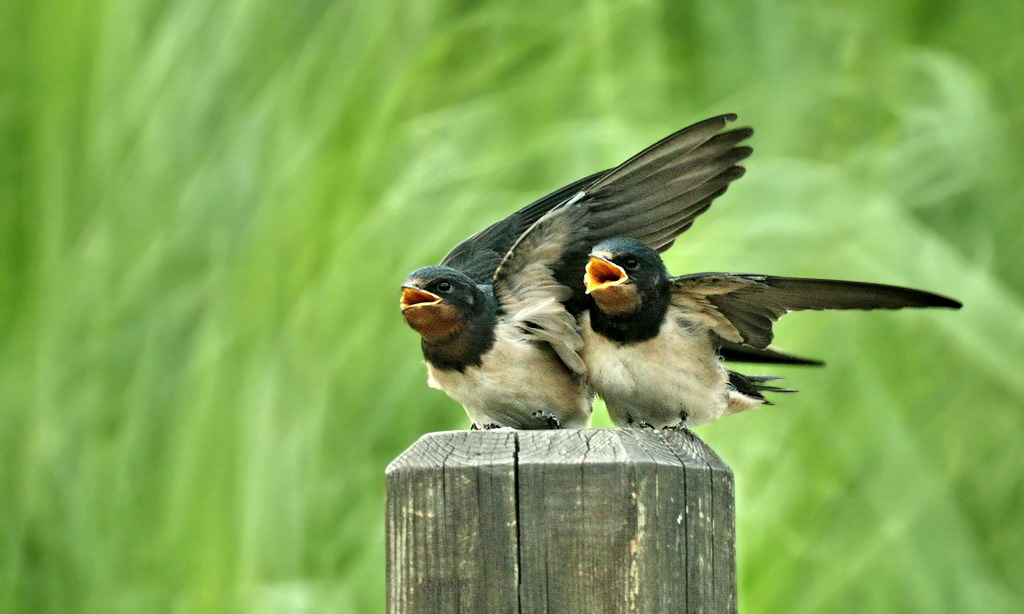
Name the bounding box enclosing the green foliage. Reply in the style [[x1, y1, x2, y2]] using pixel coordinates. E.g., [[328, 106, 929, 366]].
[[2, 0, 1022, 611]]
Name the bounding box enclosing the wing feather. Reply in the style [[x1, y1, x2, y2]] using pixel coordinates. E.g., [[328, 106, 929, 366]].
[[492, 208, 589, 372], [670, 274, 962, 348], [482, 114, 755, 371], [440, 170, 607, 283], [495, 114, 753, 318]]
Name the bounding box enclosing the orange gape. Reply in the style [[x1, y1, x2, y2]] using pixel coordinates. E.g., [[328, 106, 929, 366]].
[[584, 256, 627, 292], [400, 286, 441, 310], [584, 256, 638, 315]]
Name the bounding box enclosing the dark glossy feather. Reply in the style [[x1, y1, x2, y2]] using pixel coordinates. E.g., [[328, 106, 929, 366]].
[[441, 170, 607, 283], [496, 114, 752, 313], [728, 371, 798, 404], [671, 274, 962, 348], [717, 341, 824, 366]]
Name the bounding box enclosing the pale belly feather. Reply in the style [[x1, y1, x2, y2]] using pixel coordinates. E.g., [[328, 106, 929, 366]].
[[581, 313, 730, 427], [427, 325, 591, 429]]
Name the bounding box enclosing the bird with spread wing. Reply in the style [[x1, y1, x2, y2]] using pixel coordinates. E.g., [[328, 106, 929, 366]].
[[399, 114, 806, 429], [581, 237, 961, 428]]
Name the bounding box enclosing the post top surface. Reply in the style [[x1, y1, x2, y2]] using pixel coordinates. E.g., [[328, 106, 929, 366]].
[[386, 428, 730, 475]]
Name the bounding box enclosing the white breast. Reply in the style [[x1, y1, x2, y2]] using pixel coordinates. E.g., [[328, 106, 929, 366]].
[[580, 312, 729, 427], [427, 322, 591, 428]]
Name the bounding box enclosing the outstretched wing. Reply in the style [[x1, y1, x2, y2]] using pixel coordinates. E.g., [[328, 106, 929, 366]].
[[669, 274, 962, 348], [440, 170, 608, 283], [574, 113, 751, 254], [495, 113, 753, 315], [490, 204, 590, 373], [488, 114, 753, 372]]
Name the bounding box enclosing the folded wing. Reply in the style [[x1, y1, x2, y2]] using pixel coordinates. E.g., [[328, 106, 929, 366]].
[[491, 207, 588, 372]]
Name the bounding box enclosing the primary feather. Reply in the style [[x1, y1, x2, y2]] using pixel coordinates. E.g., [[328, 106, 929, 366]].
[[670, 274, 963, 347], [441, 170, 607, 283], [495, 114, 753, 317]]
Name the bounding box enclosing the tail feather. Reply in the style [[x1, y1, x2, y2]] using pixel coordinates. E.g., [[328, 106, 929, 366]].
[[717, 341, 825, 366], [728, 371, 798, 405]]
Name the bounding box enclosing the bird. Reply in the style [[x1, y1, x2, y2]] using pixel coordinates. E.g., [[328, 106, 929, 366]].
[[399, 113, 809, 429], [580, 236, 962, 428]]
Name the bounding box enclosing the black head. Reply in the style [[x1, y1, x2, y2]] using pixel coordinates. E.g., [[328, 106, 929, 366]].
[[584, 237, 671, 343], [400, 265, 486, 341], [401, 265, 497, 371], [585, 237, 669, 313], [401, 264, 481, 339]]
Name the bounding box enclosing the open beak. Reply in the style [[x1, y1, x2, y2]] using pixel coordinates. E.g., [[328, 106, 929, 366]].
[[400, 285, 442, 311], [584, 256, 629, 294]]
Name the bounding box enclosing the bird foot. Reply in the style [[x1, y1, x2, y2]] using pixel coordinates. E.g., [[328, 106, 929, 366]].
[[531, 410, 562, 429], [471, 422, 504, 431], [623, 414, 656, 429], [662, 410, 689, 431]]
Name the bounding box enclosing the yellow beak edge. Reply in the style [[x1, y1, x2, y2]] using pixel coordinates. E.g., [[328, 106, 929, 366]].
[[584, 256, 629, 294]]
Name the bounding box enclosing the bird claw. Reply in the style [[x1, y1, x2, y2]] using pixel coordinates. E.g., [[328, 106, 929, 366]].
[[531, 410, 562, 429], [662, 410, 689, 431], [471, 422, 504, 431]]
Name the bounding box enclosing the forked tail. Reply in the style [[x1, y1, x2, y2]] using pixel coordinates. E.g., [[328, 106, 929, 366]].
[[728, 371, 797, 405]]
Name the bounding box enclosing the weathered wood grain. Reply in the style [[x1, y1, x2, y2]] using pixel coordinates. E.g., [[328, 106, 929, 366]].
[[386, 431, 520, 613], [386, 428, 735, 613]]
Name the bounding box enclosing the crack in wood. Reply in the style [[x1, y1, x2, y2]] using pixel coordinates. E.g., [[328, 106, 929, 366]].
[[386, 429, 735, 613]]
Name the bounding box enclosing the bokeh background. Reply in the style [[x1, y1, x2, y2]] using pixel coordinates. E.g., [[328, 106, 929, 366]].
[[2, 0, 1022, 612]]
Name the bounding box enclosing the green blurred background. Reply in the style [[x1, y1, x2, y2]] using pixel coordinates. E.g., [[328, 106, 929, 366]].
[[2, 0, 1022, 611]]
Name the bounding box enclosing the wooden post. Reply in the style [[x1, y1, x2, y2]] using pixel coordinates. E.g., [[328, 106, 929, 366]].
[[386, 428, 736, 613]]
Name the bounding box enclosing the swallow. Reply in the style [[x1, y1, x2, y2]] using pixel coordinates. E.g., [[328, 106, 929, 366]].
[[401, 114, 772, 429], [581, 237, 962, 428]]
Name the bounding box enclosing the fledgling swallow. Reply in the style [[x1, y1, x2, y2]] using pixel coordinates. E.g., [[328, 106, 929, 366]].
[[581, 237, 962, 428], [402, 114, 784, 429]]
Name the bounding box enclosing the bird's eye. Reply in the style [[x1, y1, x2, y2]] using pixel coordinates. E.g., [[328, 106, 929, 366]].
[[437, 281, 453, 293], [623, 258, 639, 271]]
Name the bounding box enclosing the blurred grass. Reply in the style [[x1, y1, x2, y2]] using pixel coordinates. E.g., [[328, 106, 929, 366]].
[[2, 0, 1023, 612]]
